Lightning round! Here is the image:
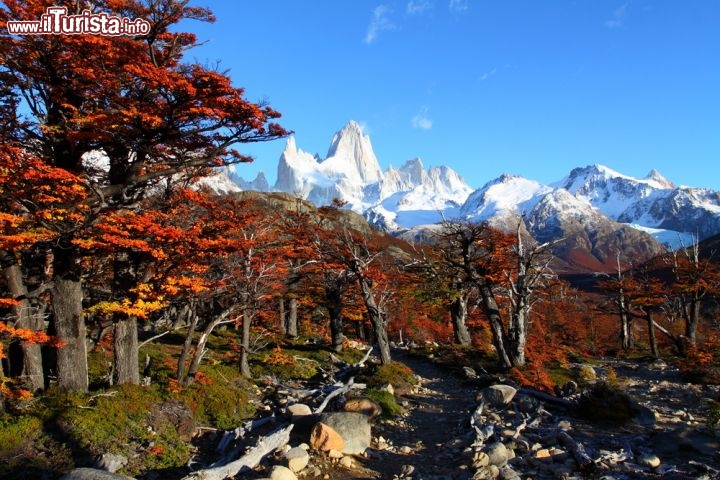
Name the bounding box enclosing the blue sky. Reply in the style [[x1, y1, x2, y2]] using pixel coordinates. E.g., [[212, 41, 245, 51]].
[[188, 1, 719, 190]]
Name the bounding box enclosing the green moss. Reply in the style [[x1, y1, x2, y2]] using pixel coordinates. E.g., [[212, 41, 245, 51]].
[[706, 399, 720, 429], [0, 414, 43, 451], [363, 389, 403, 418], [359, 361, 419, 396], [178, 364, 255, 430]]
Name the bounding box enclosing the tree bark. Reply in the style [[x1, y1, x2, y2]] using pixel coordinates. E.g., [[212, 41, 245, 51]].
[[479, 284, 512, 370], [1, 253, 45, 391], [647, 310, 659, 359], [113, 316, 139, 386], [239, 309, 252, 379], [286, 297, 298, 338], [51, 248, 88, 392], [449, 293, 472, 346], [177, 304, 199, 384], [357, 276, 391, 364], [509, 306, 529, 367], [326, 288, 344, 353], [685, 298, 700, 345], [278, 297, 286, 335]]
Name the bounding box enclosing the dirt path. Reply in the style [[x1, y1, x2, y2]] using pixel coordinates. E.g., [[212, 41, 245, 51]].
[[342, 353, 477, 480]]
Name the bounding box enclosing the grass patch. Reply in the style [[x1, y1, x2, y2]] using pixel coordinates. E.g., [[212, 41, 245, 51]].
[[360, 361, 419, 396]]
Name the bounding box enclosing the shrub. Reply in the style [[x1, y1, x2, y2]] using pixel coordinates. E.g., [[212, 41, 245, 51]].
[[577, 382, 634, 424]]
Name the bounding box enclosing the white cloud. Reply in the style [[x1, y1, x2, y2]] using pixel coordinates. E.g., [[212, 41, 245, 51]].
[[605, 4, 628, 29], [411, 108, 433, 130], [365, 5, 396, 44], [449, 0, 468, 12], [407, 0, 432, 15], [479, 67, 497, 81]]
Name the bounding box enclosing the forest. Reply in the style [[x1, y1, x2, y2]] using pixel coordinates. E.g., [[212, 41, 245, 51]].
[[1, 1, 719, 479]]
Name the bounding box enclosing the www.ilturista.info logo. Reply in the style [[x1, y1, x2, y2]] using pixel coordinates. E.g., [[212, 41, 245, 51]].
[[6, 6, 151, 36]]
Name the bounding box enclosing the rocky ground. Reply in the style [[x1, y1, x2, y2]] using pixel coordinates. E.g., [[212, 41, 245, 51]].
[[60, 350, 720, 480], [281, 352, 720, 480]]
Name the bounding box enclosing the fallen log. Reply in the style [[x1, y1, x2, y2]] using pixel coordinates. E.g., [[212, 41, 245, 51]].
[[519, 388, 577, 410], [214, 414, 276, 457], [182, 424, 293, 480], [557, 430, 596, 472], [314, 377, 354, 414]]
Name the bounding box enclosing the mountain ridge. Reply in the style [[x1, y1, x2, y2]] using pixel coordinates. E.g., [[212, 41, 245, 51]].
[[229, 121, 720, 270]]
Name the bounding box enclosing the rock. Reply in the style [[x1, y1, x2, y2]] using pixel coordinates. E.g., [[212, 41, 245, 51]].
[[534, 449, 551, 460], [343, 397, 382, 418], [308, 467, 322, 477], [631, 403, 657, 426], [94, 453, 128, 473], [557, 420, 572, 431], [319, 412, 371, 454], [285, 446, 310, 473], [485, 441, 509, 467], [638, 453, 661, 469], [287, 403, 313, 420], [60, 469, 135, 480], [472, 466, 498, 480], [380, 383, 395, 396], [464, 366, 478, 379], [328, 449, 344, 459], [480, 385, 517, 408], [499, 466, 521, 480], [339, 456, 354, 468], [270, 465, 298, 480], [577, 364, 597, 381], [310, 422, 345, 452], [399, 445, 413, 454], [473, 451, 490, 468]]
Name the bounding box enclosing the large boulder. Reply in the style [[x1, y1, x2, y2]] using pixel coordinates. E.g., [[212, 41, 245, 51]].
[[319, 412, 372, 454], [479, 385, 517, 408]]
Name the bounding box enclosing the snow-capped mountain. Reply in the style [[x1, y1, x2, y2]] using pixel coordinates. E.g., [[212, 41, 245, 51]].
[[229, 121, 720, 271], [248, 120, 474, 229]]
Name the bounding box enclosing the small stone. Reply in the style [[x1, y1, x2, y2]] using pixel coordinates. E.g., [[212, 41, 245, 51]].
[[270, 465, 298, 480], [343, 397, 382, 418], [309, 467, 322, 477], [328, 449, 344, 459], [339, 456, 354, 468], [285, 447, 310, 473], [95, 453, 128, 473], [287, 403, 313, 419], [380, 383, 395, 395], [638, 453, 661, 469], [534, 449, 551, 460], [464, 366, 478, 379], [499, 466, 521, 480], [557, 420, 572, 431], [485, 442, 509, 467], [578, 364, 597, 381], [399, 445, 413, 454], [299, 443, 310, 450], [473, 451, 490, 467]]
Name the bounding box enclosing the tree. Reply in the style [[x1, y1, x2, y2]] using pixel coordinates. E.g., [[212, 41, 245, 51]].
[[435, 220, 555, 369], [1, 0, 288, 390], [667, 238, 720, 347]]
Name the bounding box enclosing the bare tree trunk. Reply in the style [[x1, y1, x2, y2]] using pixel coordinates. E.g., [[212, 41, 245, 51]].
[[509, 306, 529, 367], [449, 293, 472, 346], [187, 310, 232, 383], [1, 254, 45, 391], [177, 305, 199, 384], [326, 289, 344, 353], [278, 297, 286, 335], [479, 284, 512, 370], [113, 316, 139, 386], [357, 277, 391, 364], [111, 252, 142, 385], [287, 297, 298, 338], [51, 248, 88, 392], [647, 310, 659, 359], [685, 299, 700, 345], [239, 308, 252, 379]]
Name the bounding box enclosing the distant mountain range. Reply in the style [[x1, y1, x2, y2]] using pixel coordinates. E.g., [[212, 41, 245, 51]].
[[218, 121, 720, 272]]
